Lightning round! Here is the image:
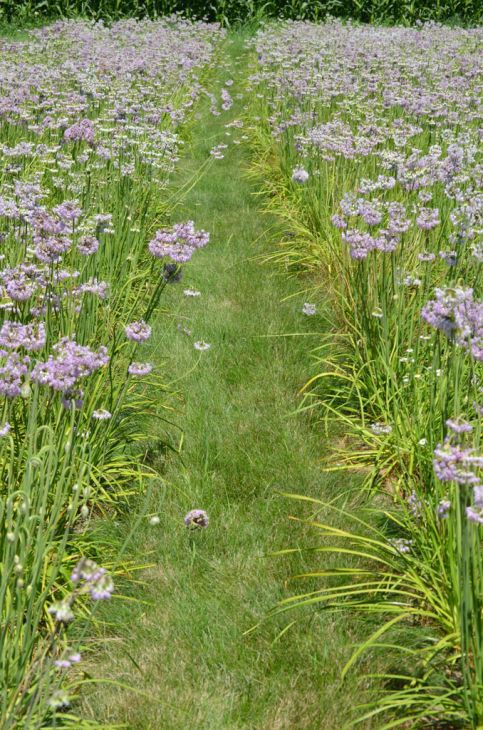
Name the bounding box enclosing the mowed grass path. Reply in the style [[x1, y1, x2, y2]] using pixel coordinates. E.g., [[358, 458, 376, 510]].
[[83, 37, 376, 729]]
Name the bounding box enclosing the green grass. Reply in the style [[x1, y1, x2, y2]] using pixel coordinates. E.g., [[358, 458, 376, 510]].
[[79, 35, 383, 729]]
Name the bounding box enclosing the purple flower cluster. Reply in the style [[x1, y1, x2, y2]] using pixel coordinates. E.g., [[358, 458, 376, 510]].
[[74, 278, 109, 299], [184, 509, 209, 529], [1, 264, 45, 302], [64, 119, 95, 146], [125, 320, 152, 342], [341, 228, 398, 260], [55, 651, 82, 670], [422, 288, 483, 361], [437, 499, 451, 519], [77, 235, 99, 256], [253, 20, 482, 293], [332, 196, 414, 259], [92, 408, 112, 420], [221, 87, 233, 111], [128, 362, 152, 376], [253, 23, 483, 578], [416, 207, 440, 231], [0, 422, 11, 437], [32, 338, 109, 392], [48, 556, 115, 624], [433, 439, 482, 487], [467, 486, 483, 525], [71, 557, 114, 600], [292, 167, 309, 184], [0, 321, 46, 351], [0, 353, 30, 397], [148, 221, 209, 264]]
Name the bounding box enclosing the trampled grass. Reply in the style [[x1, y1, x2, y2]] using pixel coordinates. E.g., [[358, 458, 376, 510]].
[[79, 36, 384, 729]]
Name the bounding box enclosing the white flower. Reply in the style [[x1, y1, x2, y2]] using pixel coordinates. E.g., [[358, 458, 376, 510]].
[[149, 515, 160, 526], [194, 340, 211, 351], [302, 303, 316, 316], [183, 289, 201, 297], [0, 422, 11, 437], [292, 167, 309, 184], [370, 422, 393, 435], [92, 409, 111, 420], [48, 600, 74, 623]]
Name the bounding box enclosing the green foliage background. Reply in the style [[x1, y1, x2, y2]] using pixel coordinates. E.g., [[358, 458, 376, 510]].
[[0, 0, 481, 25]]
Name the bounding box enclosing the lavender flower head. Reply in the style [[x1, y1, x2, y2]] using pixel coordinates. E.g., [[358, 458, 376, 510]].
[[421, 288, 483, 361], [55, 651, 82, 670], [433, 438, 483, 486], [0, 422, 10, 437], [292, 167, 309, 184], [64, 119, 95, 146], [437, 499, 451, 519], [184, 509, 209, 529], [446, 418, 473, 434], [1, 264, 41, 302], [48, 600, 75, 623], [77, 235, 99, 256], [32, 338, 109, 392], [466, 485, 483, 524], [53, 200, 82, 223], [125, 320, 152, 342], [416, 207, 440, 230], [149, 221, 209, 264], [0, 321, 46, 351], [71, 557, 114, 600], [0, 353, 30, 398], [128, 362, 153, 376]]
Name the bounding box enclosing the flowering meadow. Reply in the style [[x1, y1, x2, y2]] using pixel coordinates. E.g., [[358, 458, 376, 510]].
[[1, 12, 482, 729], [0, 18, 222, 726], [249, 20, 483, 727]]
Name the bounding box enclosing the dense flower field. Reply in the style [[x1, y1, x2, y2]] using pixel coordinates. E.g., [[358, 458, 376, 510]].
[[0, 18, 222, 726], [250, 21, 482, 728], [1, 14, 482, 729]]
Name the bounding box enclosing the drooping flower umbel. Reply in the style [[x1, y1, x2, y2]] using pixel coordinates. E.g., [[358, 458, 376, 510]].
[[149, 221, 209, 264], [422, 288, 483, 362], [32, 338, 109, 392], [184, 509, 209, 529]]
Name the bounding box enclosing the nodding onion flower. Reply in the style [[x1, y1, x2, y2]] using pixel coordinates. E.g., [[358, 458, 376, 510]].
[[184, 509, 209, 529]]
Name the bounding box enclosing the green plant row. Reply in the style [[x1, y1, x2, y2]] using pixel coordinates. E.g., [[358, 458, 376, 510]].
[[0, 0, 481, 27], [0, 19, 222, 727], [245, 20, 482, 728]]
